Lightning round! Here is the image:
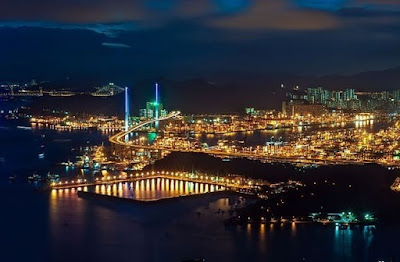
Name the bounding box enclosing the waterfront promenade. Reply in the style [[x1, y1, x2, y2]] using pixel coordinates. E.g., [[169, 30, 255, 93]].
[[50, 171, 260, 191]]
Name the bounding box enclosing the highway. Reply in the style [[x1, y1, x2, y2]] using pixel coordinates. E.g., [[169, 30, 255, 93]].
[[109, 111, 181, 146]]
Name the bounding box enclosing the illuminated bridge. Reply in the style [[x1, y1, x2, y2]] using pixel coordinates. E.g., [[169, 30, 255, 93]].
[[109, 111, 181, 157], [107, 85, 346, 165], [109, 111, 181, 146]]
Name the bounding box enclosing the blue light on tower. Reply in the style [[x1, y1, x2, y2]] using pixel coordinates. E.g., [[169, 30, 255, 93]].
[[155, 83, 159, 129], [155, 82, 159, 120], [125, 87, 129, 132]]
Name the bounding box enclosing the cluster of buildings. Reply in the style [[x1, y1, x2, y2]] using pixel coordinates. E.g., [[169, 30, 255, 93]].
[[91, 83, 124, 97], [146, 118, 400, 166], [0, 80, 44, 97], [138, 83, 169, 120], [30, 115, 124, 132], [139, 101, 168, 119], [0, 81, 124, 97], [283, 87, 400, 116]]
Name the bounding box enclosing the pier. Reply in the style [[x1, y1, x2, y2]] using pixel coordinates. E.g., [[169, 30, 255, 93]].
[[50, 171, 261, 192], [50, 171, 263, 203]]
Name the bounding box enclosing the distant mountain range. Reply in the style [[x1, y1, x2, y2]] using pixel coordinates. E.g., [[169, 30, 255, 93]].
[[21, 66, 400, 114], [159, 66, 400, 113], [313, 66, 400, 91]]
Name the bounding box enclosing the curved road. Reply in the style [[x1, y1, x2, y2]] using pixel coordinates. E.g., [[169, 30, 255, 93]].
[[109, 111, 181, 146]]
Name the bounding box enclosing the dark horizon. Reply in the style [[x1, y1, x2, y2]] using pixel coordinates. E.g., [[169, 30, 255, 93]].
[[1, 0, 400, 83], [2, 65, 400, 115]]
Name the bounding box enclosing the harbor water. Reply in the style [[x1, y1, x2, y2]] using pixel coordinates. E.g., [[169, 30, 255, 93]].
[[1, 119, 400, 262]]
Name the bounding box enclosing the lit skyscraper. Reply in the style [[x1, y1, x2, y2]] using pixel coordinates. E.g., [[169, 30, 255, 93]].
[[394, 90, 400, 102], [344, 89, 355, 101]]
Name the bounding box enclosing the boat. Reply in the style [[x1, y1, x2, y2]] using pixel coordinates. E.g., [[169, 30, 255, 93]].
[[8, 175, 16, 182], [60, 161, 74, 167], [17, 126, 32, 130], [46, 173, 60, 183], [38, 153, 45, 159], [28, 173, 43, 182]]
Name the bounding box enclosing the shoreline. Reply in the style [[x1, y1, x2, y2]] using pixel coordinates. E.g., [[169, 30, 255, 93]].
[[77, 189, 253, 205]]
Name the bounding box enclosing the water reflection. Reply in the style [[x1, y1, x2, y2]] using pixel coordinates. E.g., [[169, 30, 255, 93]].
[[49, 186, 85, 241], [355, 120, 374, 129], [291, 222, 296, 236], [259, 224, 266, 254], [81, 178, 225, 201], [363, 225, 374, 249], [246, 224, 252, 237], [196, 120, 383, 147], [334, 226, 353, 258], [48, 187, 380, 261], [259, 224, 266, 241]]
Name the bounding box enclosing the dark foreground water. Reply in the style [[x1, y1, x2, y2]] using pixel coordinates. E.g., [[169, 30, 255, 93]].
[[1, 119, 400, 262]]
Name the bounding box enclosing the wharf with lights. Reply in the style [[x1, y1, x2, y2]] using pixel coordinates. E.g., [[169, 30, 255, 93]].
[[50, 171, 267, 202]]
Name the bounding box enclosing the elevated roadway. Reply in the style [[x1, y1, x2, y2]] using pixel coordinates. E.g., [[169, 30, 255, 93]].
[[109, 111, 181, 146]]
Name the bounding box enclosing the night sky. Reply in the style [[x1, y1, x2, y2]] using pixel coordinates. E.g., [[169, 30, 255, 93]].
[[1, 0, 400, 82]]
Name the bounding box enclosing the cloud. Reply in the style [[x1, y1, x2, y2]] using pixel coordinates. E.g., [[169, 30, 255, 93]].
[[0, 0, 149, 23], [356, 0, 400, 5], [102, 42, 131, 48], [206, 1, 340, 30], [0, 0, 399, 35], [0, 21, 141, 37], [292, 0, 348, 11], [0, 0, 341, 31]]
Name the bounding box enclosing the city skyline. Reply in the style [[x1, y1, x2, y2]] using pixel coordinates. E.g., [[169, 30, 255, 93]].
[[2, 1, 400, 262], [3, 77, 400, 115]]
